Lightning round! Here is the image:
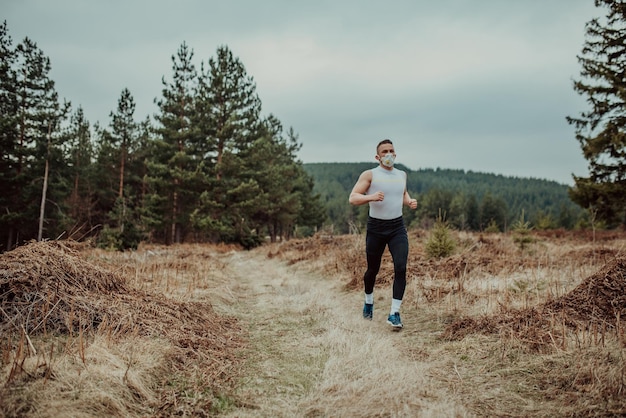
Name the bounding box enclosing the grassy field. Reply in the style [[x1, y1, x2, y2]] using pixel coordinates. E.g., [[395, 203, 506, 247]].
[[1, 229, 625, 417]]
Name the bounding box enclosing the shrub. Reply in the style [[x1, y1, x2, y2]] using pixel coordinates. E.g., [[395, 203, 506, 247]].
[[511, 210, 535, 251], [425, 212, 456, 259]]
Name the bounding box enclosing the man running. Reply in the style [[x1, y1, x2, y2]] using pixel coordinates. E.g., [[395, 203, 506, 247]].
[[349, 139, 418, 329]]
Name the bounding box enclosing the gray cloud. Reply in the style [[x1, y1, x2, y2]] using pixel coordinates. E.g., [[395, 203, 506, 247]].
[[4, 0, 598, 184]]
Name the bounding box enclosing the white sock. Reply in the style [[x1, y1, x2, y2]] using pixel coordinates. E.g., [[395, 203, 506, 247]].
[[390, 298, 402, 315], [364, 293, 374, 305]]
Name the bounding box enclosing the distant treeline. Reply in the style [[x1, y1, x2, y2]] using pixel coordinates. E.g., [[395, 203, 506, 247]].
[[304, 163, 587, 234]]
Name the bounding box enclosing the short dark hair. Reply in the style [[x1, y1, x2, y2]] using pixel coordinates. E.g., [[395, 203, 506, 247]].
[[376, 139, 393, 153]]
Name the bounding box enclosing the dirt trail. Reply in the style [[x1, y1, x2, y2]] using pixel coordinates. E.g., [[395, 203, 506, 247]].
[[215, 248, 469, 417]]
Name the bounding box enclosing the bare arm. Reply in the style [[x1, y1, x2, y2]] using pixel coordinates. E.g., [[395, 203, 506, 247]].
[[403, 173, 418, 209], [349, 170, 383, 206], [403, 189, 418, 210]]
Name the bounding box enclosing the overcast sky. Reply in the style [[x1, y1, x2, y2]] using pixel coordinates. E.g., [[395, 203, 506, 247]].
[[4, 0, 601, 184]]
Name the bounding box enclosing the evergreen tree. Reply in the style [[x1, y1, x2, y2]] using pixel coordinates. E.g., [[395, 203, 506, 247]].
[[449, 192, 468, 230], [417, 188, 454, 228], [567, 0, 626, 227], [152, 42, 198, 244], [199, 45, 262, 177], [293, 166, 327, 237], [466, 194, 480, 231], [95, 88, 145, 249], [511, 210, 535, 251], [425, 211, 456, 259], [63, 106, 96, 239], [13, 37, 69, 244], [241, 119, 311, 242], [191, 45, 264, 243], [558, 202, 576, 229], [479, 192, 508, 232], [132, 117, 159, 238], [109, 88, 138, 199], [92, 123, 118, 230], [0, 21, 19, 251]]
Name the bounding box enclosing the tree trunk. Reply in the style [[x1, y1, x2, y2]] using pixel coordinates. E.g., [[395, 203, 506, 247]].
[[171, 188, 178, 244], [119, 143, 126, 198], [5, 226, 15, 251], [38, 125, 52, 241]]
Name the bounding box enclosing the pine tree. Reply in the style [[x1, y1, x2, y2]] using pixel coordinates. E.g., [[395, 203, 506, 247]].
[[132, 118, 158, 236], [109, 88, 138, 199], [293, 169, 327, 237], [511, 210, 535, 251], [95, 88, 144, 249], [0, 21, 19, 250], [191, 45, 264, 243], [425, 211, 456, 259], [466, 194, 480, 231], [198, 45, 262, 179], [480, 192, 507, 232], [152, 42, 197, 244], [567, 0, 626, 227], [14, 37, 69, 243], [64, 106, 96, 239], [241, 116, 303, 243], [449, 193, 468, 230], [417, 188, 453, 228]]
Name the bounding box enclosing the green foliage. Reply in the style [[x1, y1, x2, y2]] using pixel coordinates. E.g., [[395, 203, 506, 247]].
[[479, 192, 507, 232], [418, 188, 454, 228], [97, 196, 145, 250], [533, 210, 556, 230], [304, 163, 584, 234], [511, 210, 535, 251], [0, 23, 324, 251], [97, 220, 143, 251], [484, 219, 500, 233], [425, 212, 456, 259], [567, 1, 626, 228], [0, 27, 71, 251], [0, 17, 604, 253], [97, 225, 123, 251]]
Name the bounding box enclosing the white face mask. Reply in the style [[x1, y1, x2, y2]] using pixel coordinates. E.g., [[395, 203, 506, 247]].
[[380, 153, 395, 168]]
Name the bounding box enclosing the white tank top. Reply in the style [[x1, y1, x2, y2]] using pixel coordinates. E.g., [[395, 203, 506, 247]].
[[367, 166, 406, 220]]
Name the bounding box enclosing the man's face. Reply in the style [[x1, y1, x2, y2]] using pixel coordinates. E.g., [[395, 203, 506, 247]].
[[377, 143, 395, 159]]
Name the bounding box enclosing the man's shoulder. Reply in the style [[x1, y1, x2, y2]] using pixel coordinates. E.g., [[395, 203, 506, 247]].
[[359, 168, 374, 179]]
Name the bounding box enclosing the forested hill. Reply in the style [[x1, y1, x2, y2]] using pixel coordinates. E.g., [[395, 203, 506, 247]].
[[303, 162, 585, 234]]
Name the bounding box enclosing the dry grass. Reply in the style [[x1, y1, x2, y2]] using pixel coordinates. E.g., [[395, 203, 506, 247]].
[[269, 229, 626, 416], [1, 229, 626, 416], [1, 241, 244, 417]]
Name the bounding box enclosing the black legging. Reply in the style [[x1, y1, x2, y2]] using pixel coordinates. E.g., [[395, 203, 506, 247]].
[[363, 216, 408, 300]]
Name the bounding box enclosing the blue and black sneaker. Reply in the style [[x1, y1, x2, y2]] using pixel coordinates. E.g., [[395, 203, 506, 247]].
[[387, 312, 403, 329], [363, 303, 373, 320]]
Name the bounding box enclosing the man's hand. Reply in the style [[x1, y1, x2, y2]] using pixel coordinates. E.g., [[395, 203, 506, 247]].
[[408, 198, 417, 210], [370, 191, 384, 202]]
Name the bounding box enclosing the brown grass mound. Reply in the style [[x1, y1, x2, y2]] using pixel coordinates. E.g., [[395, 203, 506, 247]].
[[0, 240, 243, 395], [444, 257, 626, 351], [545, 256, 626, 324]]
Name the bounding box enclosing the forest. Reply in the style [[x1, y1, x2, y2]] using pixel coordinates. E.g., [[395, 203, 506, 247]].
[[304, 163, 586, 235], [2, 7, 621, 253], [0, 21, 326, 252]]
